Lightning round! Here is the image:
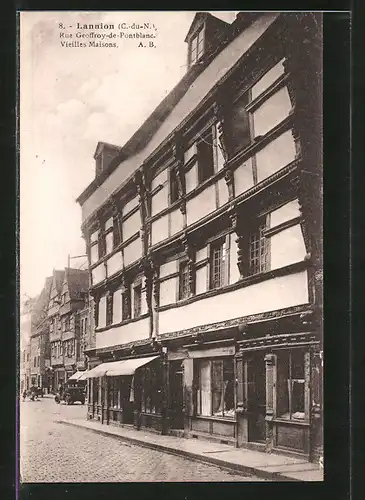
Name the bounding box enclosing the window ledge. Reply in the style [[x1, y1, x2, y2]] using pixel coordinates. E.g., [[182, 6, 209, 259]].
[[95, 313, 150, 333], [157, 260, 308, 313], [270, 417, 310, 426], [194, 415, 236, 423]]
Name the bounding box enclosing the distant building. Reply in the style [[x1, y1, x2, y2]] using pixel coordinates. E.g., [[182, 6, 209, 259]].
[[48, 268, 89, 389], [77, 12, 322, 462]]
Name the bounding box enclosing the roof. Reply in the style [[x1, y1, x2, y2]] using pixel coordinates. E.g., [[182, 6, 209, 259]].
[[65, 268, 89, 300], [183, 12, 229, 42], [93, 141, 122, 160]]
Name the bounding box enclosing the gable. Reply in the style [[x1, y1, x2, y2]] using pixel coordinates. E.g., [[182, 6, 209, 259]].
[[184, 12, 207, 42]]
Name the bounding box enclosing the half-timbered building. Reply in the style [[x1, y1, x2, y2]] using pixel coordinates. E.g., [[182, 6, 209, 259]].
[[77, 12, 322, 462]]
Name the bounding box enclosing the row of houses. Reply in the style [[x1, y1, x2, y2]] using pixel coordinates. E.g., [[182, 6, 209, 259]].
[[20, 268, 93, 393], [74, 12, 323, 462]]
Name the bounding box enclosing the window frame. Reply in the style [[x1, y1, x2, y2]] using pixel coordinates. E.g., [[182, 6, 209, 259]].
[[195, 357, 236, 419], [209, 237, 226, 290], [276, 349, 309, 422], [247, 216, 270, 277], [178, 260, 190, 300], [189, 26, 205, 67], [133, 282, 142, 319]]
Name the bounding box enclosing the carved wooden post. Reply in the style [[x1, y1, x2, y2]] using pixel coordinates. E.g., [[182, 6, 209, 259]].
[[213, 85, 232, 160], [181, 234, 195, 296], [228, 204, 246, 278]]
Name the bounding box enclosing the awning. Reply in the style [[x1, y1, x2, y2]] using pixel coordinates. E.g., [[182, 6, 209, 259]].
[[85, 361, 118, 378], [86, 355, 159, 378], [67, 371, 87, 381], [106, 355, 159, 377]]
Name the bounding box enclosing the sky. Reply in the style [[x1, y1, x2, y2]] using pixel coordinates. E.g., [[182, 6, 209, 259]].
[[20, 11, 238, 300]]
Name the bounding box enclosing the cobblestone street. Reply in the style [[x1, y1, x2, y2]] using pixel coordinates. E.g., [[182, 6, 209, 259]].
[[20, 397, 265, 482]]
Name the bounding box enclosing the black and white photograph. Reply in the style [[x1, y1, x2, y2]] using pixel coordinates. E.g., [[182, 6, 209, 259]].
[[19, 10, 323, 483]]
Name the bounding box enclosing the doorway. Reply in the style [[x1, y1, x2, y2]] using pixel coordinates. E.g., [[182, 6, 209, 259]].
[[246, 353, 266, 443], [169, 361, 184, 429]]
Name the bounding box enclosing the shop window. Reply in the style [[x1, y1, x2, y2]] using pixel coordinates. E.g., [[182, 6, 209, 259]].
[[108, 377, 120, 409], [140, 363, 162, 414], [277, 350, 306, 421], [179, 261, 190, 300], [209, 238, 226, 289], [196, 358, 235, 418], [248, 218, 270, 276]]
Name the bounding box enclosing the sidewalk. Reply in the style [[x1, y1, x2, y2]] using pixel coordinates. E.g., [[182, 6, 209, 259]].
[[57, 417, 323, 482]]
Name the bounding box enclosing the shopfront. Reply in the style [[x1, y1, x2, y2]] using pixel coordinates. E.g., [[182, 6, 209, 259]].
[[86, 355, 163, 432], [176, 343, 238, 445], [235, 339, 321, 459]]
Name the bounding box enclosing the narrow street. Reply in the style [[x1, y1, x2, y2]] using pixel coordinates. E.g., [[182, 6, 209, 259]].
[[20, 397, 266, 482]]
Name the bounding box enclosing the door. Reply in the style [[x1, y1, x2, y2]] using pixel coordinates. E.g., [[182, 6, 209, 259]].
[[169, 361, 184, 429], [247, 354, 266, 443]]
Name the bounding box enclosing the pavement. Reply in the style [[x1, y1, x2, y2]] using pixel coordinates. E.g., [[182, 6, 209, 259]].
[[57, 414, 323, 482], [20, 398, 266, 482]]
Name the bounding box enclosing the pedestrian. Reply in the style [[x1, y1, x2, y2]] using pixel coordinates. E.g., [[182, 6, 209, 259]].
[[22, 389, 27, 402]]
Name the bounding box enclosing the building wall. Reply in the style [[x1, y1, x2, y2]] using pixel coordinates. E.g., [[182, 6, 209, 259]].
[[81, 13, 279, 223]]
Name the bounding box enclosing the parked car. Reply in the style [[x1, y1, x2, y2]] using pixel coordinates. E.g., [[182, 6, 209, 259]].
[[55, 381, 85, 405]]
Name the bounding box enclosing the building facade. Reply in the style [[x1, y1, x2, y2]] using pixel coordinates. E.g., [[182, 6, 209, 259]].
[[48, 268, 89, 390], [77, 12, 322, 462]]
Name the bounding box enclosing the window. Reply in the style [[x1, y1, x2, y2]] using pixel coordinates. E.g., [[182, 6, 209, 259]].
[[179, 261, 190, 300], [230, 93, 251, 155], [189, 27, 204, 67], [27, 353, 30, 361], [210, 239, 226, 289], [122, 289, 131, 321], [113, 215, 121, 248], [197, 130, 214, 183], [33, 357, 37, 367], [95, 300, 99, 327], [106, 293, 113, 326], [170, 168, 180, 204], [37, 356, 40, 367], [140, 362, 162, 414], [248, 219, 270, 276], [133, 284, 142, 318], [277, 350, 307, 421], [196, 358, 235, 418], [65, 316, 71, 331]]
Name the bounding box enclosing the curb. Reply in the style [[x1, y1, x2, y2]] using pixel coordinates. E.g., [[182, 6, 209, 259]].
[[57, 420, 299, 482]]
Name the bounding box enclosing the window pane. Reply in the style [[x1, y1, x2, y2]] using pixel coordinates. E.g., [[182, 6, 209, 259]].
[[223, 359, 235, 417], [249, 222, 269, 275], [179, 262, 189, 299], [199, 360, 211, 416], [277, 351, 290, 418], [212, 360, 223, 416], [251, 59, 286, 100]]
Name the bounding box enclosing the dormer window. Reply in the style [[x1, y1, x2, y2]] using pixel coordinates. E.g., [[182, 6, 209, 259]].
[[189, 26, 205, 67]]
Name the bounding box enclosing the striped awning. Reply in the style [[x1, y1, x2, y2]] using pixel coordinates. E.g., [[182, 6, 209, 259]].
[[85, 356, 159, 378], [67, 371, 87, 381]]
